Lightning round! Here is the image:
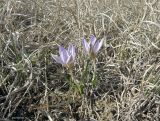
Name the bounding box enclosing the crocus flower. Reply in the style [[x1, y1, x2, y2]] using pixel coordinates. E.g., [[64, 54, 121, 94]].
[[82, 35, 103, 59], [51, 45, 76, 68]]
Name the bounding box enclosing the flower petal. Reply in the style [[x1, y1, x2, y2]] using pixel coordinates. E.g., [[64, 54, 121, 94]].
[[93, 40, 103, 54], [59, 46, 69, 64], [90, 35, 97, 46], [68, 44, 76, 60], [82, 38, 90, 54], [51, 54, 63, 65], [66, 54, 72, 64]]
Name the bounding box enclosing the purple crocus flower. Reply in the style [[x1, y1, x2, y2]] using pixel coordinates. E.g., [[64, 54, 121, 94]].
[[51, 45, 76, 68], [82, 35, 103, 58]]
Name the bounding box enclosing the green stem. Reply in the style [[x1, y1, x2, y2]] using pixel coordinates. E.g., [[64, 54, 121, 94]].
[[92, 59, 97, 87], [93, 59, 96, 75], [69, 69, 74, 88], [81, 59, 89, 83], [69, 69, 82, 95]]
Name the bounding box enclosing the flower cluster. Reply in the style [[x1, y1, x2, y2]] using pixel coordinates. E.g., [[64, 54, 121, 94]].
[[51, 35, 103, 67], [82, 35, 103, 59], [51, 45, 76, 68]]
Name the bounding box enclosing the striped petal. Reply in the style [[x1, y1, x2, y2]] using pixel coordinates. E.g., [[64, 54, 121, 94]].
[[90, 35, 96, 46], [93, 40, 103, 54], [82, 38, 90, 54], [59, 46, 69, 64], [68, 44, 76, 60], [51, 54, 63, 65]]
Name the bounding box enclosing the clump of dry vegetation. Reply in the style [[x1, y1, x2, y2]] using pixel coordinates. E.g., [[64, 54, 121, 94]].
[[0, 0, 160, 121]]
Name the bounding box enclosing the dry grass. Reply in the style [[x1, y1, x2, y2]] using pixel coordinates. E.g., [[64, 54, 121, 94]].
[[0, 0, 160, 121]]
